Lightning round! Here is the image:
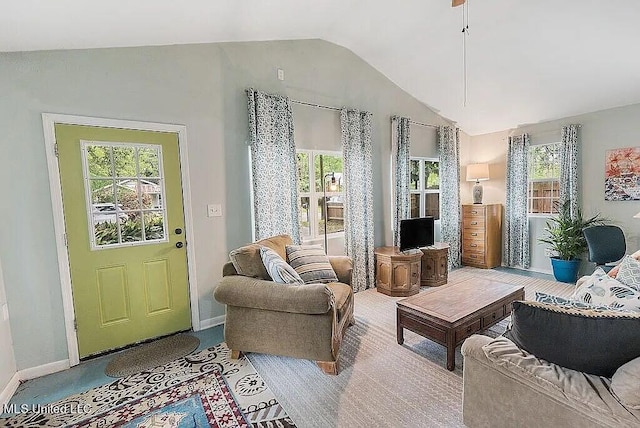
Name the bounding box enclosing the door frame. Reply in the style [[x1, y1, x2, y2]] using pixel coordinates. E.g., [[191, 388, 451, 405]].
[[42, 113, 200, 366]]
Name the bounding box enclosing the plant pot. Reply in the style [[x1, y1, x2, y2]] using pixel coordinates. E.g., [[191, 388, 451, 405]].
[[550, 257, 581, 283]]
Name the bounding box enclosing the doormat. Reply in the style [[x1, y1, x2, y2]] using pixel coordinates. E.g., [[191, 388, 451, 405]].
[[1, 343, 296, 427], [105, 333, 200, 377]]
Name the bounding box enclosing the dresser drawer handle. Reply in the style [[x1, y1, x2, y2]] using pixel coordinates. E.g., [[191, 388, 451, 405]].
[[471, 211, 478, 214], [466, 325, 473, 332], [470, 255, 477, 258], [470, 244, 477, 247], [471, 233, 477, 236], [470, 221, 477, 225]]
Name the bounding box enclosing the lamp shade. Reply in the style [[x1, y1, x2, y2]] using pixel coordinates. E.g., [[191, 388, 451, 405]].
[[466, 163, 490, 182]]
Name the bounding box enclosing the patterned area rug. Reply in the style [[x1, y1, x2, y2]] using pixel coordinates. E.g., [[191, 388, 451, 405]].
[[76, 371, 248, 427], [1, 344, 295, 428], [248, 267, 573, 428]]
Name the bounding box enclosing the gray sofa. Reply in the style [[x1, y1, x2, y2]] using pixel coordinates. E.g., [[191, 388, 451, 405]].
[[461, 335, 640, 428]]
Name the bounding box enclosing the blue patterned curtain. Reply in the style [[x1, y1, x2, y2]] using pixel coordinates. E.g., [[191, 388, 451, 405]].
[[246, 88, 300, 243], [392, 116, 411, 247], [560, 124, 580, 218], [504, 134, 530, 268], [341, 108, 375, 292], [438, 126, 461, 269]]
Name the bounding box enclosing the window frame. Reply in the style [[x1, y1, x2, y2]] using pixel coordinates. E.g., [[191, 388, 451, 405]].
[[297, 149, 345, 242], [527, 142, 561, 217], [409, 157, 441, 220]]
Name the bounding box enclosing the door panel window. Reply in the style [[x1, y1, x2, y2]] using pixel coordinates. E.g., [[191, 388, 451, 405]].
[[83, 142, 168, 249]]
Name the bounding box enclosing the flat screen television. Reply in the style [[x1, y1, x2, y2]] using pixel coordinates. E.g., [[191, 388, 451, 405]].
[[399, 217, 435, 251]]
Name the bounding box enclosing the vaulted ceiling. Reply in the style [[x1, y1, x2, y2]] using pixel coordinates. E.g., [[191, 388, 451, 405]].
[[3, 0, 640, 135]]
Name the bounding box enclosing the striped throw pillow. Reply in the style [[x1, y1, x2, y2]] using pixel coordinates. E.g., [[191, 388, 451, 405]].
[[259, 246, 304, 285], [285, 245, 338, 284]]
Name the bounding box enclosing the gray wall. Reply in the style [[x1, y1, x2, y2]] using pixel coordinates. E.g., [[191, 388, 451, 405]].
[[463, 103, 640, 274], [0, 39, 448, 369], [0, 257, 17, 396], [516, 104, 640, 273]]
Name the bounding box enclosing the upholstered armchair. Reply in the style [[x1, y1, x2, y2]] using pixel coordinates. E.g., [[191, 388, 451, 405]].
[[214, 235, 354, 375]]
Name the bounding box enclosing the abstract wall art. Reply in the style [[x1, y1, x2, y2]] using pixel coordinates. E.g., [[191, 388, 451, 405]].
[[605, 146, 640, 200]]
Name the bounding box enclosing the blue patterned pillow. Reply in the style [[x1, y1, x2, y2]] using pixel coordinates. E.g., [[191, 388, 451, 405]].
[[615, 255, 640, 292], [534, 292, 621, 312], [285, 245, 338, 284], [259, 246, 304, 285], [571, 268, 640, 312]]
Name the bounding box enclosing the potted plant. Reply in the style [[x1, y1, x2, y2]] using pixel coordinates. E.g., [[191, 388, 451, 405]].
[[538, 201, 608, 283]]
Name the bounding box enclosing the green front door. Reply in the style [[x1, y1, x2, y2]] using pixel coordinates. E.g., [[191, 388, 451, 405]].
[[55, 124, 191, 358]]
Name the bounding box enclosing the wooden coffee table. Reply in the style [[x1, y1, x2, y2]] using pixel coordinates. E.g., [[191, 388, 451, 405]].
[[396, 277, 524, 371]]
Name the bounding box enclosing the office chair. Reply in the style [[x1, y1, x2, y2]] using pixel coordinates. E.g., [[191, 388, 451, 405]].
[[582, 225, 626, 272]]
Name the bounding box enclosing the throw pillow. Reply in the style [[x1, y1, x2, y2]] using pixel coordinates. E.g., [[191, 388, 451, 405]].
[[609, 249, 640, 278], [285, 244, 339, 284], [503, 300, 640, 377], [228, 235, 294, 279], [229, 244, 270, 279], [534, 292, 619, 312], [571, 267, 640, 312], [259, 246, 304, 285], [614, 255, 640, 291], [611, 356, 640, 409]]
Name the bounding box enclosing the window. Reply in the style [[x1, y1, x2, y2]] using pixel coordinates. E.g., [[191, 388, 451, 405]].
[[528, 143, 561, 215], [296, 150, 345, 242], [82, 142, 167, 249], [409, 158, 440, 220]]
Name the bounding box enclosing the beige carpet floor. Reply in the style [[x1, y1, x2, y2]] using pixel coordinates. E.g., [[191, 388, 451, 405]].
[[247, 266, 575, 428]]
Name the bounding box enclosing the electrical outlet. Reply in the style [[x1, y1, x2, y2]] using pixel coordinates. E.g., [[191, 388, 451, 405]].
[[277, 68, 285, 81], [2, 304, 8, 322], [207, 204, 223, 217]]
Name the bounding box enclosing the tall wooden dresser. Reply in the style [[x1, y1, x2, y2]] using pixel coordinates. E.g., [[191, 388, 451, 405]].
[[462, 204, 503, 269]]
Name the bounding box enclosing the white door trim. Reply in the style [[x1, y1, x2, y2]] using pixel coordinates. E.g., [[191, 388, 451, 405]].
[[42, 113, 200, 367]]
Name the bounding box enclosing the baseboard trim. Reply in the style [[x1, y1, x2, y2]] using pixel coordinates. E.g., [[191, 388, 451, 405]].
[[17, 359, 70, 381], [198, 315, 225, 331], [503, 265, 553, 276], [0, 373, 20, 407], [524, 267, 553, 275]]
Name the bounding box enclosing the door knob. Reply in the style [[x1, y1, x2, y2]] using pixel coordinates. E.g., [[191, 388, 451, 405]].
[[176, 242, 184, 248], [175, 228, 183, 235]]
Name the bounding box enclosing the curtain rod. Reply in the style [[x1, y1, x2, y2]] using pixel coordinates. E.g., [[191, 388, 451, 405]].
[[409, 119, 438, 129], [391, 116, 439, 129], [292, 101, 440, 129], [510, 124, 582, 137], [291, 99, 341, 112]]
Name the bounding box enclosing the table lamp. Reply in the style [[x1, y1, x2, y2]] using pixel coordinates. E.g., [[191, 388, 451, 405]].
[[466, 163, 490, 204]]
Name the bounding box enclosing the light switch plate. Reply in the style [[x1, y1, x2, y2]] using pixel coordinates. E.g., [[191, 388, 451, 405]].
[[207, 204, 223, 217], [1, 304, 8, 322]]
